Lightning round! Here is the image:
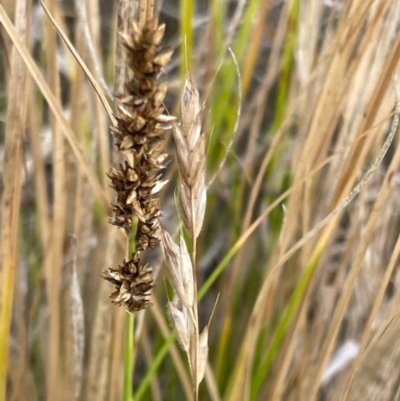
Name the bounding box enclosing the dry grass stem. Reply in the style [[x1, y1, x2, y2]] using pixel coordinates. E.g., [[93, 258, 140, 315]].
[[66, 237, 85, 401], [3, 1, 400, 400], [40, 0, 115, 124], [346, 310, 400, 401], [0, 1, 27, 398], [73, 0, 112, 99]]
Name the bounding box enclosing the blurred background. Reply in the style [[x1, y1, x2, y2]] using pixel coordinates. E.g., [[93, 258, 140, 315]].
[[1, 0, 400, 400]]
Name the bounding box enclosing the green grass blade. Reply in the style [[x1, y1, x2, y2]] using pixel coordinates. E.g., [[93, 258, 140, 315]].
[[180, 0, 194, 75], [134, 335, 176, 401], [250, 247, 323, 400], [209, 0, 260, 164], [271, 0, 299, 131]]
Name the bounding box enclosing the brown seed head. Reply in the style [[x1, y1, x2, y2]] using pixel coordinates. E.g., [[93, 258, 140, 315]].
[[105, 18, 174, 312], [102, 254, 154, 313]]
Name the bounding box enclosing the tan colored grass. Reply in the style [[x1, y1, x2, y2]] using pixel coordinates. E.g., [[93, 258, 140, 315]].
[[225, 2, 400, 401], [162, 75, 210, 401], [2, 1, 400, 400], [0, 1, 27, 399]]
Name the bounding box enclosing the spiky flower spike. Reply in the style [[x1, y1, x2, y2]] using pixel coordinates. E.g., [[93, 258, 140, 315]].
[[102, 19, 174, 312]]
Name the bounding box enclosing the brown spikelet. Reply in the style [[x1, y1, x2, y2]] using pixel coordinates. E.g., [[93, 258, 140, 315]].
[[102, 18, 173, 313], [102, 254, 154, 312]]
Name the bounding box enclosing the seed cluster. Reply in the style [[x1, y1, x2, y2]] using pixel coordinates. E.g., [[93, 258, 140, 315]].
[[102, 19, 173, 312], [103, 255, 154, 312]]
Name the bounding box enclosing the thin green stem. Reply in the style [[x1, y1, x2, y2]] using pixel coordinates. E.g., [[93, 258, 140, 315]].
[[135, 335, 175, 401], [123, 313, 135, 401], [271, 0, 299, 131], [250, 250, 321, 400], [123, 218, 138, 401], [180, 0, 193, 75]]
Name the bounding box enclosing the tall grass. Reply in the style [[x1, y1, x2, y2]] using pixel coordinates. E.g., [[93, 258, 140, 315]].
[[1, 0, 400, 400]]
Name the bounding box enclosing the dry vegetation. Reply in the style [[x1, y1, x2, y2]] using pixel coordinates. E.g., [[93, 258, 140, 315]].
[[1, 0, 400, 400]]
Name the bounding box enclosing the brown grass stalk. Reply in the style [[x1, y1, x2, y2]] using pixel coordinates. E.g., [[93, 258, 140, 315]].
[[3, 2, 400, 400], [42, 2, 65, 398], [0, 7, 110, 210], [0, 1, 28, 399]]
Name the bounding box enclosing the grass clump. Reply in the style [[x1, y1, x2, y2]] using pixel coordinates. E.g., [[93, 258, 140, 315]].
[[1, 1, 400, 401]]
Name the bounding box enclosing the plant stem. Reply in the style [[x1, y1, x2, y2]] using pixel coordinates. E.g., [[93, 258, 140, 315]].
[[0, 260, 15, 401], [123, 220, 138, 401], [123, 313, 135, 401], [180, 0, 193, 75], [190, 192, 199, 401]]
